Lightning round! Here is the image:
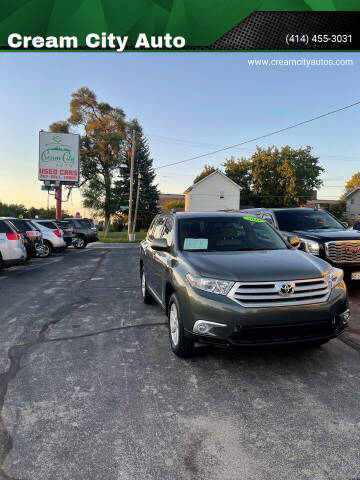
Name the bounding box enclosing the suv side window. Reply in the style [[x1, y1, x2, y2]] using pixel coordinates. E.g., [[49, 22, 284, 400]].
[[0, 220, 13, 234], [147, 217, 158, 239], [152, 217, 165, 239], [163, 217, 174, 246], [263, 213, 276, 228]]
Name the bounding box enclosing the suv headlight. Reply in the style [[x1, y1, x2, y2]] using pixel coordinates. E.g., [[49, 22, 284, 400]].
[[186, 273, 234, 295], [322, 267, 344, 289], [299, 238, 320, 256]]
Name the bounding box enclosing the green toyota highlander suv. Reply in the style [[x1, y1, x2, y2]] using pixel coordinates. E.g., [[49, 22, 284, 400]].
[[140, 212, 349, 357]]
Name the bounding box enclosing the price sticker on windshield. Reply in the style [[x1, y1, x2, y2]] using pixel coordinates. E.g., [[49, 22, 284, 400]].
[[184, 238, 208, 250], [243, 216, 265, 223]]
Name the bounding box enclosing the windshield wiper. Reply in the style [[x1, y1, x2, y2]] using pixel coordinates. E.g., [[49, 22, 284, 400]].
[[184, 249, 218, 252], [308, 226, 339, 230], [227, 247, 279, 251]]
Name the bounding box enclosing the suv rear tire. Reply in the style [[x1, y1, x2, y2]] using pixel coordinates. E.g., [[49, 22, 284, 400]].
[[168, 293, 195, 358], [74, 235, 87, 249], [39, 240, 52, 258], [141, 270, 155, 304]]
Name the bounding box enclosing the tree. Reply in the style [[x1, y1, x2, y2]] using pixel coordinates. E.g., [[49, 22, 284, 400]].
[[223, 146, 323, 208], [50, 87, 127, 233], [251, 147, 298, 208], [193, 165, 216, 184], [0, 202, 70, 219], [163, 199, 185, 211], [223, 157, 255, 206], [343, 172, 360, 197], [283, 146, 324, 202], [113, 120, 159, 229], [251, 146, 323, 207], [49, 121, 70, 134]]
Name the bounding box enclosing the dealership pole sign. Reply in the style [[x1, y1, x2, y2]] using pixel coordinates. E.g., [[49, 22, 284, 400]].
[[39, 131, 80, 184]]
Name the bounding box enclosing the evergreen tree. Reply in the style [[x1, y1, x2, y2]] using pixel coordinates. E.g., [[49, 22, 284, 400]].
[[114, 120, 159, 229]]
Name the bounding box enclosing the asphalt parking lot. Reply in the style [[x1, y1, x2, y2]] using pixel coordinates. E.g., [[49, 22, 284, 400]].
[[1, 244, 360, 480]]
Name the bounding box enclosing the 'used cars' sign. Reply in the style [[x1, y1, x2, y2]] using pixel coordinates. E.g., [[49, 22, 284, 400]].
[[39, 131, 79, 183]]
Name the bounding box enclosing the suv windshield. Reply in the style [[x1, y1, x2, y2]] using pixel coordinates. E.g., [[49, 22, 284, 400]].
[[178, 216, 287, 252], [274, 210, 345, 232], [37, 221, 58, 229]]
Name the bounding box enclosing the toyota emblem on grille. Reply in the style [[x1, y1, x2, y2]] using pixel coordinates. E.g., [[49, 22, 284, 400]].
[[276, 282, 295, 297]]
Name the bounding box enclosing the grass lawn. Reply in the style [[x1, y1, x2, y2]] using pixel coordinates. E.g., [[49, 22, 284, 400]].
[[98, 230, 147, 243]]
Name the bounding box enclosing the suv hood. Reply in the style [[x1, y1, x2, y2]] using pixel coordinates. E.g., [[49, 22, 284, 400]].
[[183, 249, 330, 282], [291, 229, 360, 242]]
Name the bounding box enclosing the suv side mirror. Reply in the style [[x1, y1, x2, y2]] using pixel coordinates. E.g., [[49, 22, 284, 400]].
[[288, 234, 300, 249], [151, 238, 169, 251], [341, 221, 349, 228]]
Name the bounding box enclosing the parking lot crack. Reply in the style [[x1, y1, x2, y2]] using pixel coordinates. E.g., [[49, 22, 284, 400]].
[[43, 321, 167, 343], [0, 290, 93, 478], [339, 333, 360, 353], [0, 342, 35, 480]]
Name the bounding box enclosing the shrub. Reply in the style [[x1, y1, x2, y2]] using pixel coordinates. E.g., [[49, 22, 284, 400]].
[[112, 220, 124, 232]]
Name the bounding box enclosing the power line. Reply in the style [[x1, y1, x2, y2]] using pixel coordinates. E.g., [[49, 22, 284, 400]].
[[147, 134, 360, 160], [155, 100, 360, 170]]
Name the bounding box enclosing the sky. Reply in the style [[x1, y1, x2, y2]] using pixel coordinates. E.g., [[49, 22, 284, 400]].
[[1, 51, 360, 216]]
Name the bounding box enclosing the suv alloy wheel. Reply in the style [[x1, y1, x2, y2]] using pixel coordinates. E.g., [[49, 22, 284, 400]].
[[74, 235, 87, 249], [168, 293, 194, 358], [38, 240, 52, 258]]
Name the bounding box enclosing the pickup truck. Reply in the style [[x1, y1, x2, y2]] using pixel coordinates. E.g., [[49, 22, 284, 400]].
[[241, 208, 360, 282]]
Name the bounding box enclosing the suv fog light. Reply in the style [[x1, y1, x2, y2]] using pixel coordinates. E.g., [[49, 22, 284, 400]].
[[193, 320, 227, 336]]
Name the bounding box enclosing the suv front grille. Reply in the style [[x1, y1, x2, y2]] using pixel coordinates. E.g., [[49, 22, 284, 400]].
[[325, 241, 360, 264], [227, 278, 330, 308]]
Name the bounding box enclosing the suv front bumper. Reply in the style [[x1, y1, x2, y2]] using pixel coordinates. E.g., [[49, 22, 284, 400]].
[[182, 283, 348, 347]]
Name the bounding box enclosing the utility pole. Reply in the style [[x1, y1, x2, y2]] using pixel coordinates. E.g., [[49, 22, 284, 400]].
[[128, 130, 136, 240], [55, 184, 62, 220], [132, 172, 141, 237]]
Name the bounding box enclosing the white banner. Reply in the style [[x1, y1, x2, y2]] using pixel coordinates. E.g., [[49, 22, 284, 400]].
[[39, 131, 79, 183]]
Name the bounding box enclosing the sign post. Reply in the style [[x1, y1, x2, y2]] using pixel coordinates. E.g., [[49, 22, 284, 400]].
[[39, 131, 80, 219], [55, 185, 62, 220]]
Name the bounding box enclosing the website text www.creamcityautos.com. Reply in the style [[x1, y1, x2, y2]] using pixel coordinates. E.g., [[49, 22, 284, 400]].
[[248, 57, 354, 67]]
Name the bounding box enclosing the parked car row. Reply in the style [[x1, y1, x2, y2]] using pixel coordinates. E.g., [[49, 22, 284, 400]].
[[0, 217, 98, 270]]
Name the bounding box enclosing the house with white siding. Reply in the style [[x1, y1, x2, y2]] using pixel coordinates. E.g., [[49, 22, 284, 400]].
[[345, 188, 360, 220], [184, 170, 242, 212]]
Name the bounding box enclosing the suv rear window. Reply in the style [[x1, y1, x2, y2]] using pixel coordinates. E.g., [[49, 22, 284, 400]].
[[77, 219, 91, 227], [25, 221, 39, 231], [8, 219, 28, 232], [37, 221, 58, 229], [0, 220, 14, 234], [9, 219, 38, 232]]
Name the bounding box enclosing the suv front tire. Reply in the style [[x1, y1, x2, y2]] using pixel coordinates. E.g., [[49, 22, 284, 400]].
[[168, 293, 194, 358]]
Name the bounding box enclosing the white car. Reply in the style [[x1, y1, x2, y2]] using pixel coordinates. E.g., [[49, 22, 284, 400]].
[[32, 220, 66, 257], [0, 219, 27, 269]]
